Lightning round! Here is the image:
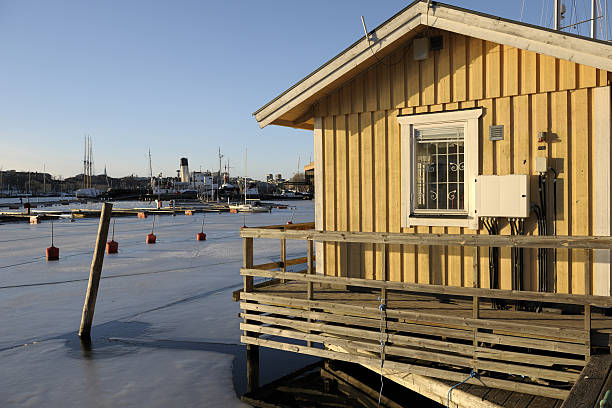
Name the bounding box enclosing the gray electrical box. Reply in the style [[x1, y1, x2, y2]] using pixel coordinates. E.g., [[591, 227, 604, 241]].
[[413, 37, 429, 61], [535, 157, 548, 173]]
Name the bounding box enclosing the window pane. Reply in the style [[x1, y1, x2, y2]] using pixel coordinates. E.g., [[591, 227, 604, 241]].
[[414, 126, 465, 213]]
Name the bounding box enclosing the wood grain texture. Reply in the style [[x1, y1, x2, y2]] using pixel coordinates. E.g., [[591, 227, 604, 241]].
[[551, 91, 570, 294], [571, 88, 590, 294], [348, 113, 361, 278], [323, 116, 337, 277], [452, 34, 467, 102], [374, 110, 388, 280], [335, 115, 349, 277], [469, 37, 484, 101], [311, 30, 605, 289], [388, 111, 402, 282], [361, 112, 375, 280]]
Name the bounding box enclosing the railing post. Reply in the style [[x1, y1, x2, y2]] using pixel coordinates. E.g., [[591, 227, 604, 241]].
[[307, 239, 314, 347], [472, 246, 479, 289], [280, 234, 286, 283], [472, 294, 479, 371], [380, 243, 387, 302], [585, 248, 591, 361], [585, 248, 591, 296], [585, 303, 591, 361], [243, 236, 258, 392], [243, 237, 253, 291], [472, 244, 479, 372], [307, 240, 314, 300]]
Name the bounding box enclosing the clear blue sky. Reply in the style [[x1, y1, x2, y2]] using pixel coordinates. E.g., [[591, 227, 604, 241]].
[[0, 0, 606, 180]]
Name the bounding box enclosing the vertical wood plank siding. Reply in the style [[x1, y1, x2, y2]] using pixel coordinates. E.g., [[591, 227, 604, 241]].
[[312, 31, 609, 294]]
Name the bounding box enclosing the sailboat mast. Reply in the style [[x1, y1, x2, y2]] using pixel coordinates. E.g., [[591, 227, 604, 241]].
[[244, 148, 247, 204], [148, 149, 154, 192], [591, 0, 598, 38], [83, 135, 86, 189], [217, 147, 223, 202], [89, 136, 93, 189]]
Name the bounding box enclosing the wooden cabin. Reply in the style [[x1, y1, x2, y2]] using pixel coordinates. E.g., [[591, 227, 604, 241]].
[[240, 2, 612, 407]]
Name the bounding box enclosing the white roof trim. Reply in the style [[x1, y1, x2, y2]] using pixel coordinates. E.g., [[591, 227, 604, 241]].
[[255, 1, 612, 129]]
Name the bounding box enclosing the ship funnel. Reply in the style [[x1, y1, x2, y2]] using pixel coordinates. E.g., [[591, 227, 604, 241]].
[[180, 157, 190, 183]]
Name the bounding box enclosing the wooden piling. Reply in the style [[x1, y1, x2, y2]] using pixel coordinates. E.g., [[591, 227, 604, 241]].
[[78, 203, 113, 339]]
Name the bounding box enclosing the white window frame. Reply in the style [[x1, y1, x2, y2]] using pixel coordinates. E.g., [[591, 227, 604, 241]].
[[399, 108, 483, 230]]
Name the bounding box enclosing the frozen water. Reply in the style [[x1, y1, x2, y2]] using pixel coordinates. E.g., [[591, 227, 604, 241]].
[[0, 200, 316, 407]]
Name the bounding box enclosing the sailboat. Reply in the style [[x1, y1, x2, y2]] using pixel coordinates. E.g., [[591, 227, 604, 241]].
[[229, 148, 269, 213]]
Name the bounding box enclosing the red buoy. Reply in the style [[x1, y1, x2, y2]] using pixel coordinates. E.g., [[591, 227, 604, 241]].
[[106, 240, 119, 253], [46, 246, 59, 261], [137, 212, 147, 219], [185, 210, 193, 216], [146, 217, 156, 244], [196, 216, 206, 241], [286, 207, 296, 225], [106, 220, 119, 254], [46, 222, 59, 261]]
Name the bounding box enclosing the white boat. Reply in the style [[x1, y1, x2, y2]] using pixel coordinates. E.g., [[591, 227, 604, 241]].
[[229, 148, 269, 213], [75, 188, 100, 198], [229, 201, 269, 213]]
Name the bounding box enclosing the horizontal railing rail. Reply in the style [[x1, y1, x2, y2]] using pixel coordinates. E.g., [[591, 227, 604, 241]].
[[240, 268, 612, 308], [240, 227, 612, 250]]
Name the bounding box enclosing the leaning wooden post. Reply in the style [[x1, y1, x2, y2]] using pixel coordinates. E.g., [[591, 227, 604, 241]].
[[78, 203, 113, 339], [243, 236, 259, 392]]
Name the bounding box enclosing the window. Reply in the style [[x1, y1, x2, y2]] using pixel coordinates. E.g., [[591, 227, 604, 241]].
[[399, 108, 482, 229], [414, 126, 465, 214]]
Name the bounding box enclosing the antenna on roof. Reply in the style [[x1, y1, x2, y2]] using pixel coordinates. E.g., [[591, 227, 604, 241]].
[[360, 16, 370, 44]]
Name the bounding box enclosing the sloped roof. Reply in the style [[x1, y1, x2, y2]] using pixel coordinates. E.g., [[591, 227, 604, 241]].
[[254, 0, 612, 130]]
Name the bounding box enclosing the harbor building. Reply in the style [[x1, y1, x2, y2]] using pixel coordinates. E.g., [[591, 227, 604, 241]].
[[239, 1, 612, 406]]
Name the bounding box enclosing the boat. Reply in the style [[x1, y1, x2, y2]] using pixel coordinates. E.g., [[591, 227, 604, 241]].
[[229, 148, 269, 213], [75, 187, 100, 198], [229, 200, 270, 213]]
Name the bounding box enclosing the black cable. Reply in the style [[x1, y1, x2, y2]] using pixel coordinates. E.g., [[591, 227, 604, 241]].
[[532, 204, 544, 294], [483, 217, 503, 309], [549, 168, 558, 293]]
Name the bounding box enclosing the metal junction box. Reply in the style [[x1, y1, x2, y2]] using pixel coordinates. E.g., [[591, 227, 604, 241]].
[[475, 175, 529, 218]]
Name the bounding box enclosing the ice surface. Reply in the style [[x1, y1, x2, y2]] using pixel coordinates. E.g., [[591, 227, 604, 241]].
[[0, 200, 315, 407]]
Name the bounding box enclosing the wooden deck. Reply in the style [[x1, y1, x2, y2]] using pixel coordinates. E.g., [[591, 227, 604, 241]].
[[241, 280, 612, 401], [238, 225, 612, 407]]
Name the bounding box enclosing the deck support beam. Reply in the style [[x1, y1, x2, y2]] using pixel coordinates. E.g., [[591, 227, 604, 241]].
[[243, 236, 259, 392], [307, 240, 314, 347]]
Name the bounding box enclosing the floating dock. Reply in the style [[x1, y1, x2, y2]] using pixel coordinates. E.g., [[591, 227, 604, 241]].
[[0, 201, 292, 223]]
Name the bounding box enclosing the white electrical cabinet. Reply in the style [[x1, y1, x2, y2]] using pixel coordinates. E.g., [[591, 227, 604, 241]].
[[476, 175, 530, 218]]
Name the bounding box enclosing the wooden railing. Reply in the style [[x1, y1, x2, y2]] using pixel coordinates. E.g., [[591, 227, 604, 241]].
[[238, 227, 612, 398]]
